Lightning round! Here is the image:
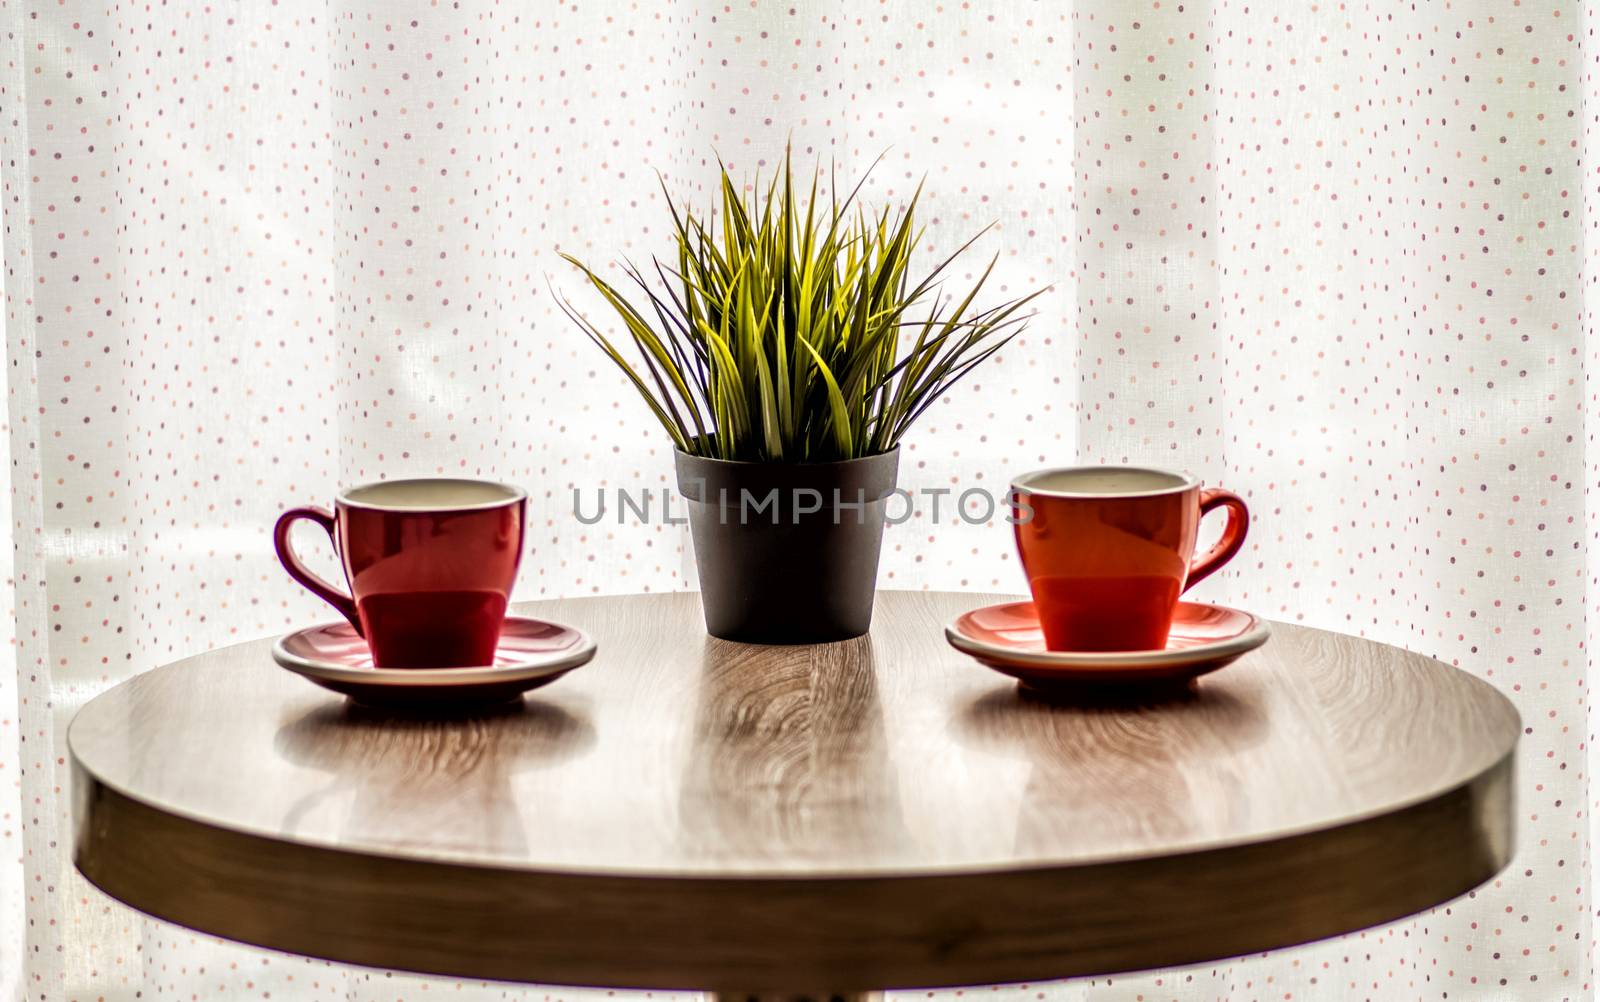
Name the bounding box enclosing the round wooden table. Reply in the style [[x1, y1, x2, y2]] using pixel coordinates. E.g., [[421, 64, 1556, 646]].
[[69, 591, 1518, 999]]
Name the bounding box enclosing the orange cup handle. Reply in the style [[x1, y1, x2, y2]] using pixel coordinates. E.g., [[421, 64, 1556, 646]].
[[1185, 488, 1249, 592]]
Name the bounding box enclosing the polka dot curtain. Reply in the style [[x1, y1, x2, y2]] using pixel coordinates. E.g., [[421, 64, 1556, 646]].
[[0, 0, 1590, 999]]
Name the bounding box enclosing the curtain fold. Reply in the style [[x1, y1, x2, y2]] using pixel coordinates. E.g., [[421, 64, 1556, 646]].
[[2, 0, 1593, 999]]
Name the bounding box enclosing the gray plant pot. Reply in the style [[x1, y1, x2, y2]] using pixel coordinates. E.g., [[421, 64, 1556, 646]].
[[675, 448, 900, 644]]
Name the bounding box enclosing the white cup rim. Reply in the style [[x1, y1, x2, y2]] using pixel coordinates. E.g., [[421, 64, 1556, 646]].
[[1010, 465, 1200, 500], [336, 477, 527, 513]]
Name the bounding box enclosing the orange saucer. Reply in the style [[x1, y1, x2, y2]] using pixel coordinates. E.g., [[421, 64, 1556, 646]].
[[946, 600, 1270, 690]]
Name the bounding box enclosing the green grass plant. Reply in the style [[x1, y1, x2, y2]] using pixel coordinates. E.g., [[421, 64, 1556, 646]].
[[557, 150, 1043, 463]]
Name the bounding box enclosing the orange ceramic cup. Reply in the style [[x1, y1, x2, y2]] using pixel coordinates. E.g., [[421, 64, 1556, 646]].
[[1010, 466, 1249, 652]]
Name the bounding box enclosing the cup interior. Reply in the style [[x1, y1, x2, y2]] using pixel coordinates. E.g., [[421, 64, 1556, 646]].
[[339, 478, 524, 512], [1012, 466, 1196, 498]]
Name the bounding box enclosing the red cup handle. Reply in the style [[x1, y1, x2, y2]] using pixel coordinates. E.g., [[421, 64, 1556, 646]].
[[1184, 487, 1249, 592], [273, 506, 361, 634]]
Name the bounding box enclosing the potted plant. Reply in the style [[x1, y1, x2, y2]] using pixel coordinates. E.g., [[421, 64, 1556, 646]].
[[558, 152, 1040, 643]]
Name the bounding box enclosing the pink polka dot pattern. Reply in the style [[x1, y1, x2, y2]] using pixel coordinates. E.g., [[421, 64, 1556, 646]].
[[0, 413, 18, 1000], [1075, 1, 1223, 474], [0, 1, 1589, 1000]]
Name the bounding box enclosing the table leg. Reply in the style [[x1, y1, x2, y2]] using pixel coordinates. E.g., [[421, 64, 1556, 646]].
[[713, 985, 883, 992]]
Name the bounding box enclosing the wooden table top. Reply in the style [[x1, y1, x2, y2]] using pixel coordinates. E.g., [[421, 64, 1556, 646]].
[[69, 591, 1518, 993]]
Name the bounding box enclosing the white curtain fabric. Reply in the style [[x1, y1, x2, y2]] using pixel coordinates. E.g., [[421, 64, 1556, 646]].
[[0, 1, 1591, 1000]]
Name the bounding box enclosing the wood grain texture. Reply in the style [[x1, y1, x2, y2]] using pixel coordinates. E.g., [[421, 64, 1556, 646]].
[[69, 591, 1519, 991]]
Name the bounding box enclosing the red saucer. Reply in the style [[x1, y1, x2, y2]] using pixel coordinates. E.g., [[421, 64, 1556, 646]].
[[272, 616, 596, 709], [946, 600, 1269, 690]]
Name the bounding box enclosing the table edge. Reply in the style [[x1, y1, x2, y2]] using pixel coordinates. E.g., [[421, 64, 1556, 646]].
[[71, 746, 1516, 989]]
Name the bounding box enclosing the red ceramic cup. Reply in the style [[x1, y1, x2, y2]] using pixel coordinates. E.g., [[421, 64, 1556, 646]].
[[274, 478, 527, 669], [1010, 466, 1248, 652]]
